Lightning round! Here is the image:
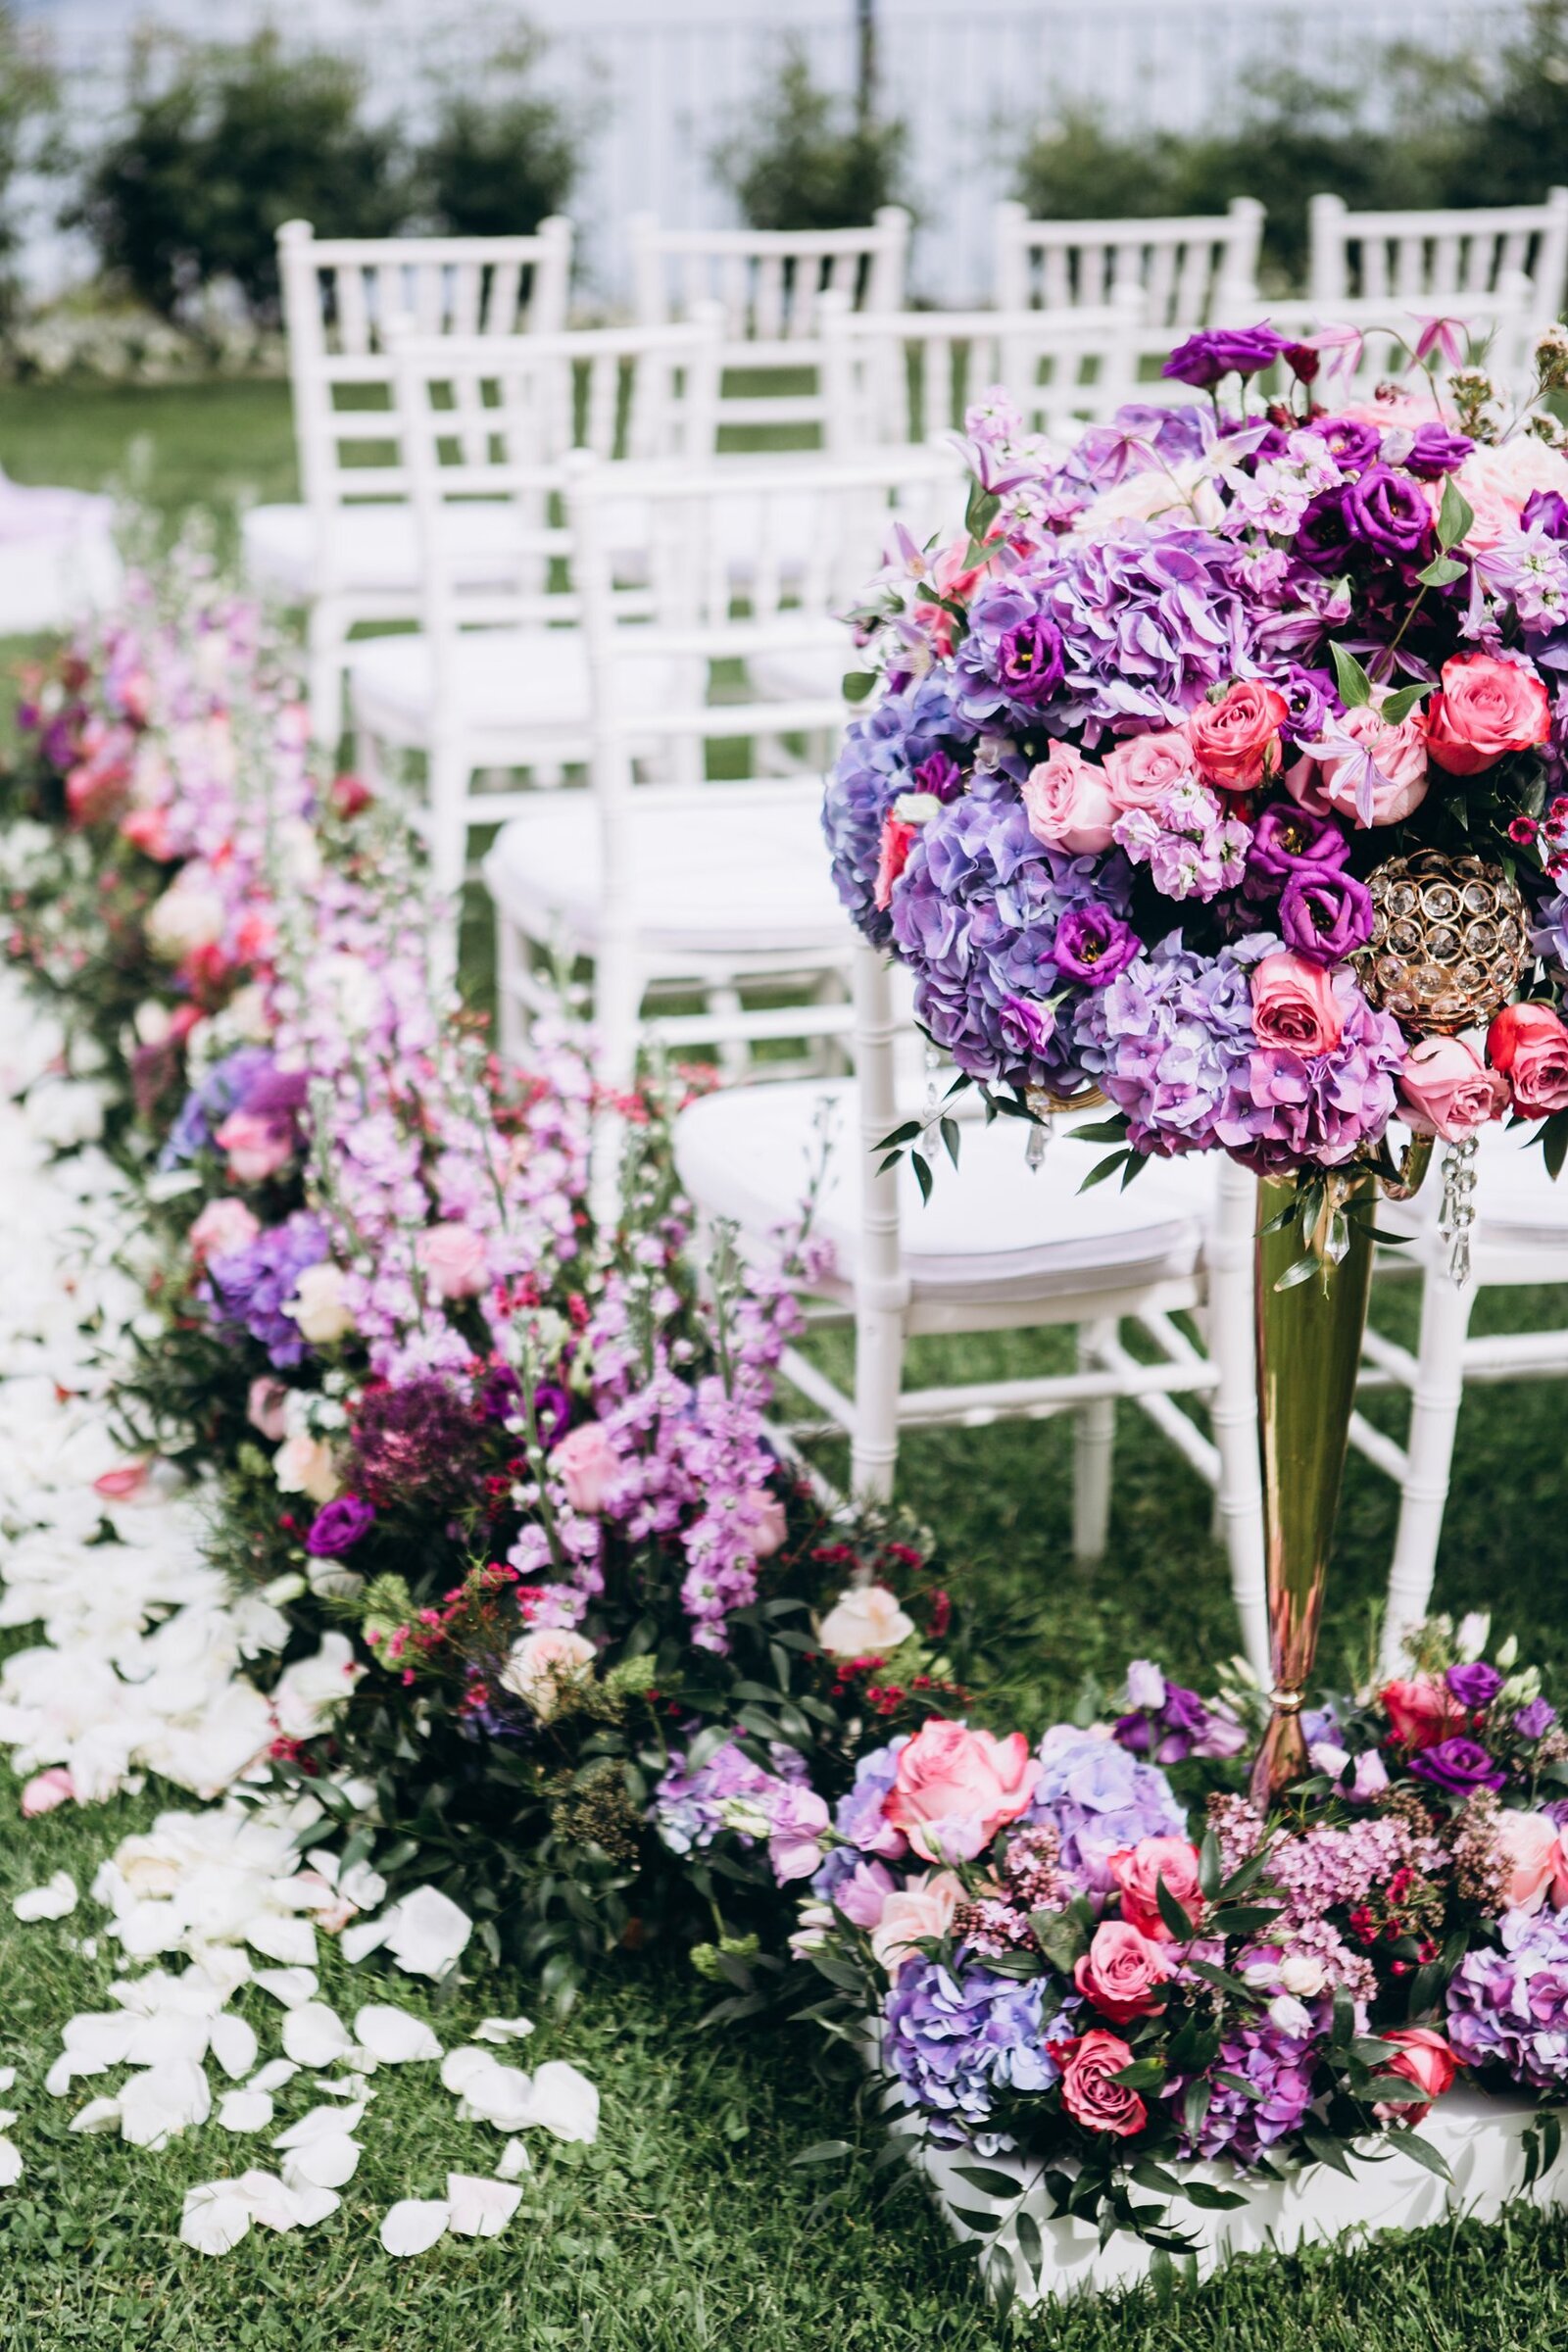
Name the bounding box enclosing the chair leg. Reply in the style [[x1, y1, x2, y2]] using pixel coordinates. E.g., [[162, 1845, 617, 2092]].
[[307, 605, 346, 755], [1072, 1319, 1117, 1563], [425, 751, 470, 993], [1208, 1158, 1270, 1683], [587, 937, 644, 1233], [1380, 1252, 1478, 1675], [851, 1298, 903, 1502], [495, 915, 527, 1064]]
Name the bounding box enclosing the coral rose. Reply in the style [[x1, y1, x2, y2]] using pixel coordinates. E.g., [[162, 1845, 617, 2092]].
[[817, 1584, 916, 1659], [1073, 1921, 1174, 2021], [1107, 1837, 1203, 1941], [416, 1221, 489, 1300], [885, 1719, 1040, 1863], [1374, 2027, 1459, 2126], [549, 1421, 621, 1514], [1423, 654, 1551, 776], [189, 1197, 260, 1262], [1187, 680, 1289, 793], [1397, 1036, 1508, 1143], [1102, 729, 1198, 812], [1057, 2030, 1147, 2137], [1380, 1674, 1458, 1751], [1250, 951, 1345, 1055], [1487, 1002, 1568, 1118], [1019, 743, 1118, 857], [499, 1627, 597, 1721], [874, 813, 918, 911]]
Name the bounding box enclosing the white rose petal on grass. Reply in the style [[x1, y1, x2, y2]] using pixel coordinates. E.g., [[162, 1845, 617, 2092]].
[[272, 2099, 368, 2150], [252, 1968, 318, 2009], [217, 2088, 273, 2134], [473, 2017, 535, 2045], [208, 2014, 259, 2082], [0, 2140, 21, 2188], [280, 2004, 353, 2069], [63, 2012, 137, 2069], [247, 2059, 299, 2096], [379, 2198, 450, 2258], [338, 1915, 388, 1967], [523, 2060, 600, 2144], [0, 2070, 14, 2093], [123, 2011, 210, 2068], [245, 1915, 318, 1969], [353, 2005, 441, 2065], [380, 1886, 472, 1981], [282, 2135, 360, 2191], [180, 2184, 252, 2256], [494, 2138, 531, 2181], [438, 2046, 497, 2098], [445, 2173, 521, 2240], [452, 2059, 534, 2133], [69, 2098, 122, 2135], [13, 1871, 77, 1922], [119, 2060, 212, 2150]]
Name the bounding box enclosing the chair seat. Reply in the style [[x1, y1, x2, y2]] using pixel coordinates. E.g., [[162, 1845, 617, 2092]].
[[242, 502, 524, 600], [483, 786, 854, 959], [346, 629, 689, 751], [1378, 1123, 1568, 1256], [674, 1079, 1210, 1306]]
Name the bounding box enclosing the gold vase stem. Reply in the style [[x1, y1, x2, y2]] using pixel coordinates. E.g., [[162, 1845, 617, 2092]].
[[1249, 1171, 1377, 1809]]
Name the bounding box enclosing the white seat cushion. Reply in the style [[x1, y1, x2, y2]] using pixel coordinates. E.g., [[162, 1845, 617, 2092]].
[[241, 501, 527, 600], [346, 630, 691, 755], [483, 787, 852, 959], [1378, 1122, 1568, 1255], [674, 1079, 1210, 1306]]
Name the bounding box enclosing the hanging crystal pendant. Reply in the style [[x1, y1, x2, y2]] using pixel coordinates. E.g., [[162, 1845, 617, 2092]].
[[1437, 1133, 1479, 1286], [1025, 1121, 1048, 1172], [922, 1039, 941, 1126]]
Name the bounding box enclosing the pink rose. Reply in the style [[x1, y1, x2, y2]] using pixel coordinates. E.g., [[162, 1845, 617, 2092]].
[[1102, 729, 1198, 812], [247, 1376, 290, 1442], [1487, 1002, 1568, 1118], [1313, 704, 1430, 828], [549, 1420, 622, 1514], [1396, 1035, 1507, 1143], [869, 1868, 963, 1974], [1187, 679, 1289, 793], [1073, 1920, 1174, 2022], [1057, 2030, 1147, 2137], [1250, 951, 1345, 1055], [190, 1197, 261, 1262], [416, 1221, 489, 1300], [120, 806, 176, 860], [1107, 1837, 1203, 1942], [873, 814, 917, 911], [1380, 1674, 1459, 1751], [1374, 2026, 1459, 2126], [214, 1108, 294, 1185], [1424, 654, 1551, 776], [885, 1719, 1040, 1863], [745, 1489, 788, 1558], [1456, 439, 1568, 552], [1494, 1811, 1568, 1916], [1019, 743, 1117, 856]]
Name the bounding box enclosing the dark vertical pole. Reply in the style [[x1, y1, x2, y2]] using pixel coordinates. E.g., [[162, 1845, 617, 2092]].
[[856, 0, 877, 126]]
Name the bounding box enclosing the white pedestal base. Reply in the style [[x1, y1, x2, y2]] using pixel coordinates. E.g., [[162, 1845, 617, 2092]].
[[907, 2091, 1568, 2302]]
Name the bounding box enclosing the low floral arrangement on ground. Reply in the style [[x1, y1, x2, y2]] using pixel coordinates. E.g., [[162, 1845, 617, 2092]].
[[825, 316, 1568, 1251], [671, 1613, 1568, 2252], [1, 550, 966, 1996]]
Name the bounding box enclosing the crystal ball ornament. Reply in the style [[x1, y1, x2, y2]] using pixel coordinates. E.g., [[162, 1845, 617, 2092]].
[[1355, 850, 1529, 1035]]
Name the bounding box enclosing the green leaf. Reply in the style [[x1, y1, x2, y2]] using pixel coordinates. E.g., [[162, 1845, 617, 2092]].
[[964, 481, 1001, 539], [842, 669, 876, 704], [1330, 641, 1374, 710], [1437, 473, 1475, 551], [1183, 2079, 1211, 2140], [1069, 1117, 1132, 1145], [1414, 554, 1466, 588], [1198, 1826, 1222, 1903], [1155, 1876, 1198, 1940], [910, 1151, 934, 1205], [1111, 2058, 1168, 2090], [1379, 681, 1432, 725], [1204, 1903, 1282, 1938], [1014, 2208, 1044, 2287], [1544, 1112, 1568, 1183], [1080, 1149, 1132, 1193], [875, 1120, 922, 1151], [791, 2139, 853, 2166], [1385, 2127, 1452, 2183], [1032, 1905, 1091, 1975], [1273, 1250, 1320, 1293], [938, 1115, 961, 1171], [1131, 2160, 1183, 2194], [953, 2164, 1027, 2200], [948, 2206, 1003, 2235], [1181, 2180, 1249, 2210], [1302, 2126, 1357, 2179]]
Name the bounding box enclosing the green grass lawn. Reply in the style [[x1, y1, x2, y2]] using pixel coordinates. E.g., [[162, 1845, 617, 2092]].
[[6, 382, 1568, 2347]]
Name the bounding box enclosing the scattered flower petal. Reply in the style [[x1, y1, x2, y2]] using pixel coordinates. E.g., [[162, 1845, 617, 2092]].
[[379, 2197, 450, 2257]]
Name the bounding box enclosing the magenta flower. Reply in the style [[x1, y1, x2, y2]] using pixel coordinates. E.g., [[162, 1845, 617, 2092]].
[[1162, 325, 1288, 388], [1053, 904, 1139, 986], [1409, 1736, 1508, 1795], [1278, 867, 1375, 964]]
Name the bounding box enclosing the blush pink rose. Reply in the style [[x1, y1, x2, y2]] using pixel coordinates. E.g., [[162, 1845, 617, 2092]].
[[214, 1108, 294, 1185], [1494, 1811, 1567, 1916], [189, 1197, 261, 1262], [1187, 679, 1289, 792], [247, 1375, 290, 1442], [744, 1490, 788, 1558], [1073, 1921, 1174, 2022], [1101, 729, 1198, 812], [416, 1221, 489, 1300], [885, 1719, 1040, 1863], [1397, 1035, 1508, 1143], [120, 805, 176, 860], [1107, 1837, 1203, 1942], [1313, 704, 1430, 828], [1380, 1674, 1459, 1751], [1250, 951, 1345, 1055], [549, 1420, 622, 1514], [1423, 654, 1551, 776], [1057, 2030, 1147, 2137], [869, 1868, 964, 1974], [1456, 439, 1568, 551], [1019, 743, 1118, 857], [1374, 2027, 1459, 2126], [1487, 1002, 1568, 1118]]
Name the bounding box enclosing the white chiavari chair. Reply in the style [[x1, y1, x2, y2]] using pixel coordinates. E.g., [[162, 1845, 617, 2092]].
[[994, 199, 1264, 331], [1309, 191, 1568, 337]]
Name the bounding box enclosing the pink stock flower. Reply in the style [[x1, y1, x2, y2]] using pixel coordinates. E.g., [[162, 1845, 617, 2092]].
[[189, 1197, 261, 1262], [1019, 742, 1118, 857], [549, 1421, 622, 1513], [1396, 1035, 1507, 1142], [1250, 952, 1345, 1055], [1423, 654, 1551, 776], [885, 1719, 1039, 1863], [214, 1108, 294, 1185], [416, 1221, 489, 1300]]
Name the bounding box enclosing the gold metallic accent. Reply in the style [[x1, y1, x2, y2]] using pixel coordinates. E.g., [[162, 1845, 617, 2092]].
[[1354, 849, 1529, 1037], [1372, 1131, 1435, 1201], [1026, 1082, 1108, 1118]]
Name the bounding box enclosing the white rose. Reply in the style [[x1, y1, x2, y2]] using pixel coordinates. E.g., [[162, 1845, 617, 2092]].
[[498, 1628, 596, 1721], [273, 1433, 340, 1503], [288, 1261, 353, 1346], [145, 876, 225, 961], [816, 1584, 916, 1660], [275, 816, 322, 889], [132, 999, 172, 1048], [1278, 1951, 1326, 1998]]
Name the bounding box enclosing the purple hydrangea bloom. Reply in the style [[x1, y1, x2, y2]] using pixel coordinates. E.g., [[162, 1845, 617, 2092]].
[[1409, 1736, 1508, 1795], [160, 1045, 275, 1169], [1447, 1906, 1568, 2090], [1446, 1660, 1505, 1711], [650, 1738, 809, 1857], [304, 1494, 375, 1556], [1172, 2021, 1321, 2164], [1027, 1727, 1187, 1899], [823, 673, 960, 948], [203, 1210, 329, 1369], [882, 1958, 1079, 2132], [833, 1738, 909, 1858], [1073, 936, 1256, 1157], [1032, 526, 1255, 735]]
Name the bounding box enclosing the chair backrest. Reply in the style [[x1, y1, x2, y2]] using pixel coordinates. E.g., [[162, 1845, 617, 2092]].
[[820, 288, 1149, 450], [626, 208, 910, 441], [1309, 191, 1568, 331], [994, 198, 1264, 329], [276, 219, 575, 516]]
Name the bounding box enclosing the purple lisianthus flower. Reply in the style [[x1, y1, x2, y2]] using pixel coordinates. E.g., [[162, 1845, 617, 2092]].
[[1279, 866, 1375, 964], [1446, 1660, 1505, 1711], [883, 1958, 1080, 2132], [1343, 464, 1432, 560], [1053, 903, 1139, 986], [912, 748, 963, 802], [1523, 489, 1568, 541], [1315, 417, 1383, 472], [767, 1784, 832, 1883], [832, 1857, 898, 1928], [304, 1494, 375, 1556], [1269, 663, 1339, 746], [1405, 423, 1475, 479], [1293, 486, 1355, 571], [1000, 993, 1057, 1061], [1117, 1678, 1247, 1764], [955, 579, 1066, 721], [834, 1737, 909, 1859], [1162, 325, 1288, 388], [1409, 1736, 1508, 1795], [1248, 802, 1351, 889], [1515, 1696, 1559, 1740]]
